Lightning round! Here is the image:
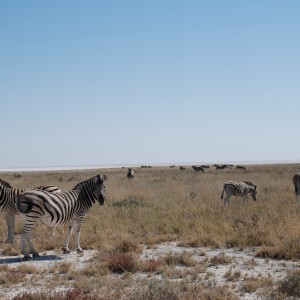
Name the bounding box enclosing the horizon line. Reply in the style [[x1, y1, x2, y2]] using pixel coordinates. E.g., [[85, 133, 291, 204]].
[[1, 159, 299, 172]]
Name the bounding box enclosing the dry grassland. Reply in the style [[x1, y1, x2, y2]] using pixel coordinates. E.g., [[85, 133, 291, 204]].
[[0, 163, 300, 299]]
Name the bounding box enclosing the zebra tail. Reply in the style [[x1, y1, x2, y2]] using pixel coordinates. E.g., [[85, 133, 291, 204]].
[[16, 195, 33, 214], [221, 186, 225, 199]]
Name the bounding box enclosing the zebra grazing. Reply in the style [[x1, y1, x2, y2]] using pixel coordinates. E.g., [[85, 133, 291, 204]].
[[127, 168, 135, 179], [16, 175, 106, 260], [236, 165, 247, 170], [215, 164, 228, 170], [192, 166, 204, 172], [0, 179, 61, 243], [293, 173, 300, 201], [243, 181, 257, 189], [221, 181, 257, 205]]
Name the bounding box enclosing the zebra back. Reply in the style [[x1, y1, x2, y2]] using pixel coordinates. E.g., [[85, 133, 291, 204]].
[[0, 179, 13, 188], [17, 175, 105, 218]]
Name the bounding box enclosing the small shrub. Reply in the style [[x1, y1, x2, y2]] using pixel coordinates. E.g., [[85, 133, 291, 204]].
[[0, 269, 26, 285], [278, 270, 300, 297], [115, 239, 140, 253], [209, 253, 233, 266], [107, 252, 136, 273], [162, 252, 197, 267], [139, 259, 161, 273], [1, 244, 19, 256]]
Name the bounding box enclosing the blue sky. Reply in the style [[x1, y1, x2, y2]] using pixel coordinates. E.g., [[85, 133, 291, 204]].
[[1, 1, 299, 169]]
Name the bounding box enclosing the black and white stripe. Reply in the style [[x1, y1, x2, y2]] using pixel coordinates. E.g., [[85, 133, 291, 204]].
[[0, 179, 61, 243], [221, 181, 257, 205], [127, 168, 135, 179], [16, 175, 106, 260], [293, 173, 300, 201]]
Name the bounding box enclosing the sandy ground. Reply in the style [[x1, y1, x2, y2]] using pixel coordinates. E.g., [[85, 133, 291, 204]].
[[0, 242, 299, 299]]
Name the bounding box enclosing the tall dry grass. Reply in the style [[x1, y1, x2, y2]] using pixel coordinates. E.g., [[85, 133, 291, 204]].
[[0, 163, 299, 259]]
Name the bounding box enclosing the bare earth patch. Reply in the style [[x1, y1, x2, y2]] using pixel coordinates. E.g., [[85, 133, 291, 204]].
[[0, 243, 299, 299]]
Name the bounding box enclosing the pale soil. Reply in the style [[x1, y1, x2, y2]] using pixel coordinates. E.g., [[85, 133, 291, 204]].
[[0, 242, 299, 299]]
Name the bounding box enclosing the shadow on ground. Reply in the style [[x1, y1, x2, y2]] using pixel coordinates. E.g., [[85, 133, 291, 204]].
[[0, 255, 62, 264]]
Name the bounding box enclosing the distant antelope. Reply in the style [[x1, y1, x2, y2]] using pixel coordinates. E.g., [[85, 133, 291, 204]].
[[14, 172, 21, 178], [127, 168, 135, 179], [293, 173, 300, 202], [236, 165, 246, 170], [192, 166, 204, 172], [221, 181, 257, 205]]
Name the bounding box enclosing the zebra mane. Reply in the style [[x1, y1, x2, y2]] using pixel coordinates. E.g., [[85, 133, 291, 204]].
[[0, 179, 12, 188], [73, 175, 102, 190]]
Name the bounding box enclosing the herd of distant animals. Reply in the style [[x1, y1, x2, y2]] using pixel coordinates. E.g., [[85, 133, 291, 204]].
[[0, 167, 299, 261]]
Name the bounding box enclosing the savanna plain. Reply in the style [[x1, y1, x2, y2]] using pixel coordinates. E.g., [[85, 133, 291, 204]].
[[0, 164, 300, 299]]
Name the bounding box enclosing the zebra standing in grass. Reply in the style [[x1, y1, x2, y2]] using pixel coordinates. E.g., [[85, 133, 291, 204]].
[[293, 173, 300, 202], [0, 179, 61, 243], [16, 175, 106, 260], [221, 181, 257, 205], [127, 168, 135, 179]]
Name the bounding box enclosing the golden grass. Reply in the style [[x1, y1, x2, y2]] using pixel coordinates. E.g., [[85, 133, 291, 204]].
[[0, 163, 300, 259]]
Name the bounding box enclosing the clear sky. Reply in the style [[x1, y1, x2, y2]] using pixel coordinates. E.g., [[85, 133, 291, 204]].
[[1, 1, 299, 169]]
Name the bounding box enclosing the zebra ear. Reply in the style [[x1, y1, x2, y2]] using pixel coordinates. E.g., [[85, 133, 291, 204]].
[[95, 174, 107, 183]]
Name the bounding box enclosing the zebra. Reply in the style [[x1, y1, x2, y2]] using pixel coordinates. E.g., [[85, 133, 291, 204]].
[[236, 165, 247, 170], [192, 166, 204, 172], [127, 168, 135, 179], [0, 178, 61, 243], [292, 173, 300, 202], [215, 164, 228, 170], [221, 181, 257, 205], [16, 175, 106, 260]]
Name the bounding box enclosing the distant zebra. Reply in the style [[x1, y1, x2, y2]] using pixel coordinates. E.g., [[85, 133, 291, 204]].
[[201, 165, 210, 169], [127, 168, 135, 179], [0, 179, 61, 243], [16, 175, 106, 260], [192, 166, 204, 172], [236, 165, 247, 170], [215, 164, 228, 170], [293, 173, 300, 202], [179, 166, 185, 170], [221, 181, 257, 205], [243, 181, 257, 189]]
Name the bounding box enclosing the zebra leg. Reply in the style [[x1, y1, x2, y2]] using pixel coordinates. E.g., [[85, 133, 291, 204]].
[[62, 221, 74, 254], [5, 214, 15, 243], [74, 218, 84, 253], [27, 232, 39, 258], [21, 220, 38, 260], [224, 195, 230, 205]]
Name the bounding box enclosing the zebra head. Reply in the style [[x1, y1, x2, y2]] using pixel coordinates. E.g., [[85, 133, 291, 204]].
[[93, 175, 106, 205], [249, 186, 257, 201]]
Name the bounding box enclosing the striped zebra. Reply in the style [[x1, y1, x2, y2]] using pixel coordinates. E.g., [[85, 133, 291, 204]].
[[127, 168, 135, 179], [293, 173, 300, 202], [192, 166, 204, 172], [0, 179, 61, 243], [16, 175, 106, 260], [221, 181, 257, 205]]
